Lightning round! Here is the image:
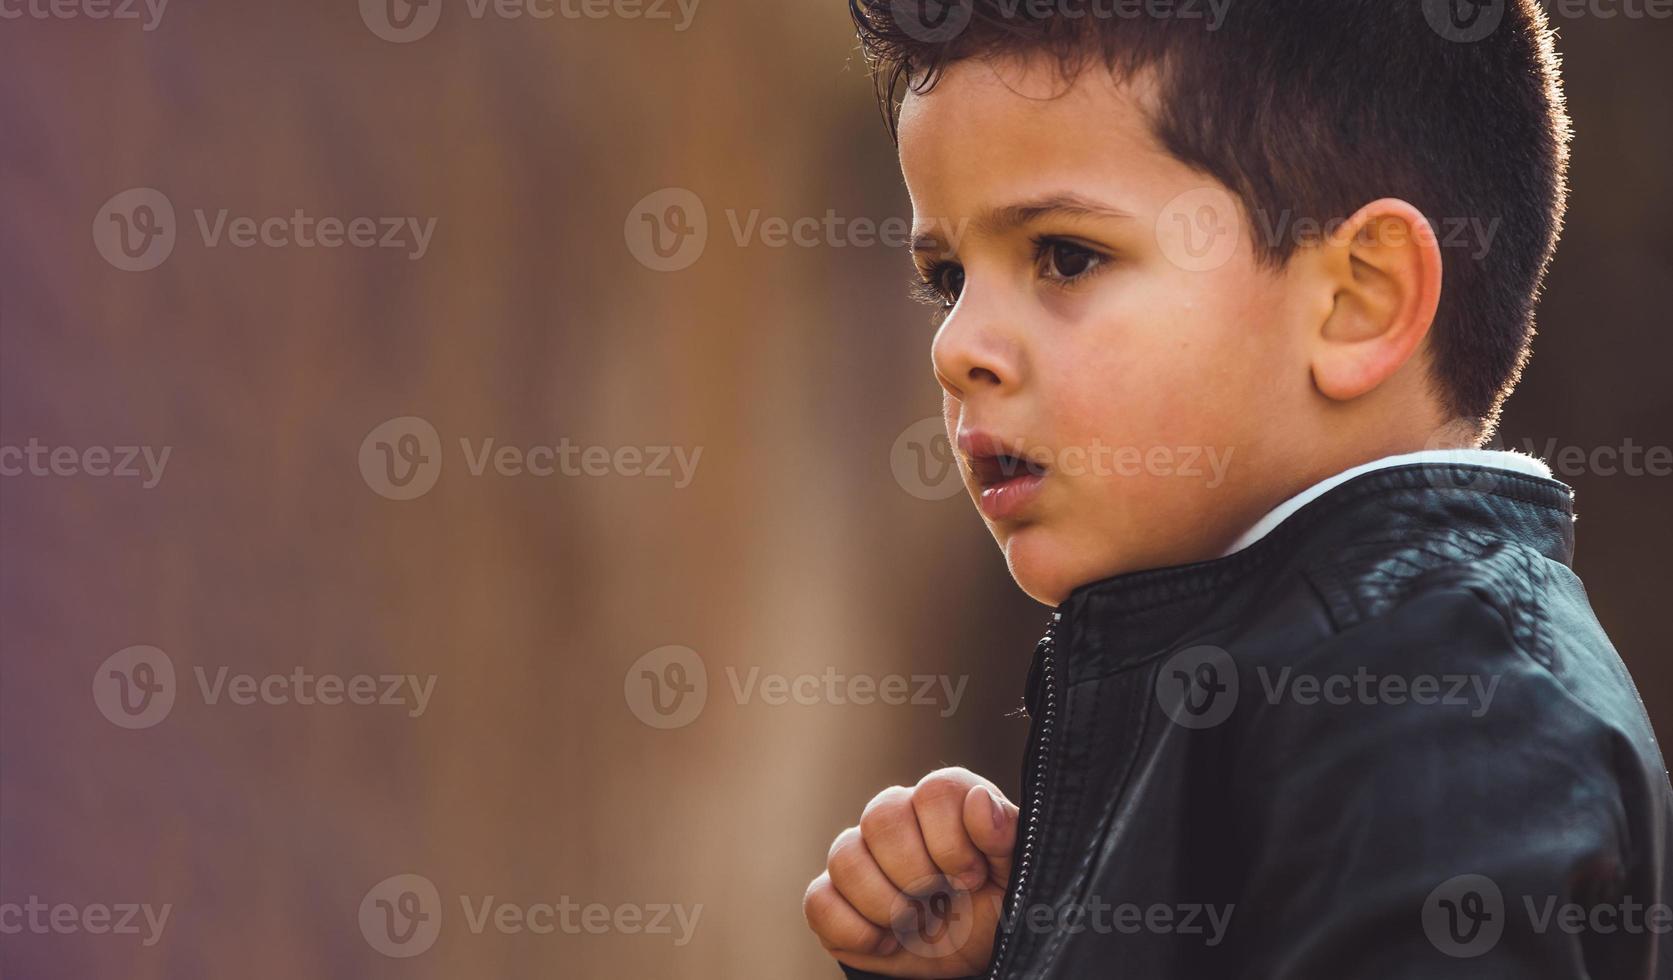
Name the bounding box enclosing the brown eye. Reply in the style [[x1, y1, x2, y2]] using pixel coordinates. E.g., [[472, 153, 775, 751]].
[[937, 264, 965, 305], [909, 261, 965, 315], [1045, 240, 1097, 279]]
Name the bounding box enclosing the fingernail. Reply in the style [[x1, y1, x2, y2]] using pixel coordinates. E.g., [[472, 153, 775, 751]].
[[956, 867, 987, 891], [877, 936, 901, 956], [987, 787, 1005, 829]]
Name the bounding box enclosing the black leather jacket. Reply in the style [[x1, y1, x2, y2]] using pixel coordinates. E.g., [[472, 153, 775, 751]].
[[846, 463, 1672, 979]]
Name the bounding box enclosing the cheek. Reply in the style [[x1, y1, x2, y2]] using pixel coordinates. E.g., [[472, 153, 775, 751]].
[[1035, 261, 1296, 485], [1039, 286, 1239, 446]]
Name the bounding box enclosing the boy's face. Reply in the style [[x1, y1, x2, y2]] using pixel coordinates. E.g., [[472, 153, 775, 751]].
[[899, 56, 1323, 605]]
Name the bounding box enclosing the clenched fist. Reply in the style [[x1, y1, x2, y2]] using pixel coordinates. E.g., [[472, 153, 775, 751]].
[[803, 767, 1020, 978]]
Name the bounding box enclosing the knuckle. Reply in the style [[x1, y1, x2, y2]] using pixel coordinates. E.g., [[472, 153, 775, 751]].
[[860, 786, 913, 835], [826, 831, 870, 880], [914, 767, 977, 810], [804, 884, 869, 950], [802, 875, 830, 921], [826, 826, 862, 863]]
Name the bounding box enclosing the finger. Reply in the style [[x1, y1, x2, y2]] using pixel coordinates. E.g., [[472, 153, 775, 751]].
[[860, 786, 945, 896], [804, 871, 899, 957], [912, 769, 991, 891], [827, 826, 905, 930], [963, 784, 1019, 884]]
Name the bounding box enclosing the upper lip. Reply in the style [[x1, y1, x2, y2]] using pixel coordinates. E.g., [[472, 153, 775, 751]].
[[956, 430, 1049, 488]]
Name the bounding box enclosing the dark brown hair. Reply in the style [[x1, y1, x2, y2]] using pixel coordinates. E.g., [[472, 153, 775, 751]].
[[851, 0, 1572, 429]]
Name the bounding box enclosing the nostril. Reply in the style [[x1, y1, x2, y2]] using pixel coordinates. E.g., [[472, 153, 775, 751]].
[[934, 367, 965, 401], [968, 366, 1002, 386]]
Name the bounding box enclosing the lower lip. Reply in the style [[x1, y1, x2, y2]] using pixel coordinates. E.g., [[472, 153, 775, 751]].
[[977, 472, 1046, 521]]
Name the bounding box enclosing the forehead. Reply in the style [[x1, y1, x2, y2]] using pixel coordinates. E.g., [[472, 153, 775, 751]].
[[897, 57, 1172, 217]]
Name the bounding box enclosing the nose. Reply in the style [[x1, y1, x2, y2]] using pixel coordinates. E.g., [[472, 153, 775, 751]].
[[931, 290, 1021, 402]]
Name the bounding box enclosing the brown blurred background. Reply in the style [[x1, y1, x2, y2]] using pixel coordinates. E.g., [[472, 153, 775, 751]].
[[0, 2, 1668, 977]]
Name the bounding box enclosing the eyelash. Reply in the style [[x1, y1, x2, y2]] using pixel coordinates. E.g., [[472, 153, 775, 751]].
[[911, 236, 1112, 321]]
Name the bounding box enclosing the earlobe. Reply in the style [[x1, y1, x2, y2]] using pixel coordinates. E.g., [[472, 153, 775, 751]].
[[1309, 199, 1443, 402]]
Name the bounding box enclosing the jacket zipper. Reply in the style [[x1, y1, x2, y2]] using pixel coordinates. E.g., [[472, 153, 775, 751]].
[[988, 609, 1061, 980]]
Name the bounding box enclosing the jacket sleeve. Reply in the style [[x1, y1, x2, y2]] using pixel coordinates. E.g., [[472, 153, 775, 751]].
[[1229, 586, 1658, 979]]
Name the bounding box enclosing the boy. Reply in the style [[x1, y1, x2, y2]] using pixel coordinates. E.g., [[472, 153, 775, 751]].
[[803, 1, 1673, 977]]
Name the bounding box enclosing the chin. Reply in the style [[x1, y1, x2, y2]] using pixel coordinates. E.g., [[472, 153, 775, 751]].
[[998, 523, 1087, 607]]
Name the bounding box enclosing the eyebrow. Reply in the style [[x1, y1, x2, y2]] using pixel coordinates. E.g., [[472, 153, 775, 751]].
[[910, 192, 1134, 256]]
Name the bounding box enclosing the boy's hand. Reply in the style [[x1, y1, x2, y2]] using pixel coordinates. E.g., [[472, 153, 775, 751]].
[[803, 767, 1019, 979]]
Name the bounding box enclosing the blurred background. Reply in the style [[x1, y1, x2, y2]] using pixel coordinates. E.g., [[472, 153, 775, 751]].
[[0, 1, 1667, 977]]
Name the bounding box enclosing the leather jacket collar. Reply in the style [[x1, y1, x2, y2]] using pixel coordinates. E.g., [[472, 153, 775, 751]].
[[1027, 462, 1574, 715]]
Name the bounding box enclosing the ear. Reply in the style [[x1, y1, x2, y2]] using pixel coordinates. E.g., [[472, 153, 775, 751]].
[[1308, 198, 1443, 402]]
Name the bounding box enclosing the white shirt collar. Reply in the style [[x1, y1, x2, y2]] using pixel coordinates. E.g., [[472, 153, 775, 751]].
[[1221, 448, 1556, 556]]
